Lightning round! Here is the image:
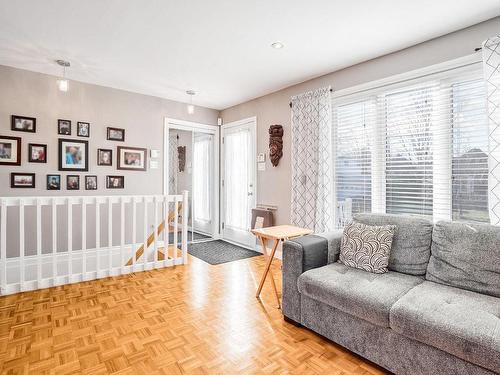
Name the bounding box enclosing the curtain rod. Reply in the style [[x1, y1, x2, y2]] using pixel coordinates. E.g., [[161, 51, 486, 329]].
[[289, 88, 333, 108]]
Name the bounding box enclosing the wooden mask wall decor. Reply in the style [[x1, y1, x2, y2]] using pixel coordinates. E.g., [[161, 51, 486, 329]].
[[178, 146, 186, 172], [269, 125, 283, 167]]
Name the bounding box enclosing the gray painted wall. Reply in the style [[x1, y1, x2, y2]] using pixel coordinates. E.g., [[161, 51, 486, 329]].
[[0, 65, 218, 257], [220, 16, 500, 226]]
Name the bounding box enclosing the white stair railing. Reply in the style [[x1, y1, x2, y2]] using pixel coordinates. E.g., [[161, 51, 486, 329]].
[[0, 191, 189, 296]]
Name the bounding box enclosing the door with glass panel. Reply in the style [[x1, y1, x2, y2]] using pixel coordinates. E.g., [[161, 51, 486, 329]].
[[221, 118, 257, 248], [192, 132, 214, 235]]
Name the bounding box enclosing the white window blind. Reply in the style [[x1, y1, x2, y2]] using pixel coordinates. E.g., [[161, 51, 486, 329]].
[[332, 62, 489, 224], [334, 101, 374, 227], [451, 79, 489, 222], [384, 85, 434, 216]]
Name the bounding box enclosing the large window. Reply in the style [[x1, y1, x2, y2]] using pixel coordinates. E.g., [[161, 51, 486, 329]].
[[332, 66, 489, 225], [334, 101, 374, 226]]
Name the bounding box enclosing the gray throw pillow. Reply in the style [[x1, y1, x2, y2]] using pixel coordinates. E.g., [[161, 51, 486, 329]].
[[339, 221, 396, 274]]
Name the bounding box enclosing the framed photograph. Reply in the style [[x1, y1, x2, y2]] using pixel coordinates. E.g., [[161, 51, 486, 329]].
[[11, 115, 36, 133], [58, 138, 89, 171], [97, 149, 112, 166], [28, 143, 47, 163], [77, 122, 90, 137], [85, 175, 98, 190], [67, 175, 80, 190], [117, 146, 147, 171], [11, 173, 35, 188], [107, 127, 125, 141], [46, 174, 61, 190], [106, 175, 124, 189], [0, 136, 21, 166], [58, 119, 72, 135]]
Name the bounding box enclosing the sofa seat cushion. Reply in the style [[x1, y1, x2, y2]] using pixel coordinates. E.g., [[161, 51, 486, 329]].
[[297, 262, 423, 327], [390, 281, 500, 373]]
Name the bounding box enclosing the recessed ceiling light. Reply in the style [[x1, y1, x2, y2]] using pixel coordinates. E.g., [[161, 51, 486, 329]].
[[271, 41, 284, 49]]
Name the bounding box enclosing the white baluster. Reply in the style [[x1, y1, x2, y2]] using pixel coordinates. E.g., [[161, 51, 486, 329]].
[[182, 191, 189, 264], [19, 199, 25, 290], [67, 198, 72, 280], [173, 197, 178, 261], [132, 197, 136, 267], [52, 198, 57, 281], [143, 197, 148, 266], [108, 198, 112, 273], [120, 197, 125, 273], [95, 198, 100, 277], [36, 198, 42, 287], [82, 198, 87, 279], [153, 197, 158, 266], [0, 199, 7, 294]]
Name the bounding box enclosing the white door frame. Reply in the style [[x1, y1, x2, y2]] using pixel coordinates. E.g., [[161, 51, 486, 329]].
[[220, 116, 257, 248], [163, 117, 220, 239]]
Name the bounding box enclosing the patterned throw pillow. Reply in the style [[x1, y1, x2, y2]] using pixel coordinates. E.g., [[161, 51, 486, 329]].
[[339, 221, 396, 274]]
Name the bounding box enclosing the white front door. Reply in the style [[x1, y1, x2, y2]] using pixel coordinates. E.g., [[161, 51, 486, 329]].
[[221, 117, 257, 248]]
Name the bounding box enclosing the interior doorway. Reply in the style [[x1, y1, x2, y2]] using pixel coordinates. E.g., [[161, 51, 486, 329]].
[[164, 118, 219, 242]]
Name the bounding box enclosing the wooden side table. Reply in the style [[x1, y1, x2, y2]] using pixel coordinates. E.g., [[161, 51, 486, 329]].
[[252, 225, 313, 308]]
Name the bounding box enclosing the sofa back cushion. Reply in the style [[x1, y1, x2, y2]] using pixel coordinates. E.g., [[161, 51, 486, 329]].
[[353, 214, 433, 275], [427, 221, 500, 298]]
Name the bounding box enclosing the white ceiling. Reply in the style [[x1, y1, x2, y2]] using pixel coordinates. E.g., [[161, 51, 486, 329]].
[[0, 0, 499, 110]]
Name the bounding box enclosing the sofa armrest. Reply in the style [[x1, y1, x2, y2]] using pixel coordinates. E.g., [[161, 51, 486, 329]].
[[316, 229, 343, 263], [282, 234, 329, 323]]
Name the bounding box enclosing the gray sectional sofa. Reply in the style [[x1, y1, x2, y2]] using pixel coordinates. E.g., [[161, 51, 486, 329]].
[[282, 214, 500, 375]]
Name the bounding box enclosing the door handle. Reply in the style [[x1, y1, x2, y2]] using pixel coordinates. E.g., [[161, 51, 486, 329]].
[[248, 192, 253, 196]]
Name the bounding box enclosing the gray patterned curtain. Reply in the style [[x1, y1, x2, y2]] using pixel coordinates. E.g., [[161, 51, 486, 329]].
[[290, 86, 334, 232], [483, 35, 500, 225]]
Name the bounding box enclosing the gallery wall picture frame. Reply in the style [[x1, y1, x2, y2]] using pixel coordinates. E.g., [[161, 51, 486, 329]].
[[11, 115, 36, 133], [0, 135, 21, 166], [85, 175, 98, 190], [58, 138, 89, 171], [11, 173, 35, 188], [77, 122, 90, 137], [106, 175, 124, 189], [67, 175, 80, 190], [57, 119, 72, 135], [97, 149, 113, 166], [117, 146, 147, 171], [46, 174, 61, 190], [28, 143, 47, 163], [107, 127, 125, 141]]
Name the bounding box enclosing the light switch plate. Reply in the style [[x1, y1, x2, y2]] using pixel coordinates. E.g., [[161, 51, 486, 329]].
[[150, 149, 160, 158], [150, 160, 159, 169], [258, 162, 266, 171]]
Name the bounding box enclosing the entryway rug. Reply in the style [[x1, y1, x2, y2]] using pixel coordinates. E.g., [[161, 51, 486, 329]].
[[188, 240, 262, 265]]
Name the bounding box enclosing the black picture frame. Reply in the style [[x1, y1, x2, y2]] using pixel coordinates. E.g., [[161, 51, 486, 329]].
[[77, 122, 90, 137], [28, 143, 47, 163], [57, 119, 72, 135], [11, 173, 35, 188], [0, 135, 21, 166], [107, 127, 125, 141], [106, 175, 124, 189], [11, 115, 36, 133], [58, 138, 89, 171], [117, 146, 147, 171], [85, 175, 98, 190], [66, 175, 80, 190], [97, 148, 113, 166], [46, 174, 61, 190]]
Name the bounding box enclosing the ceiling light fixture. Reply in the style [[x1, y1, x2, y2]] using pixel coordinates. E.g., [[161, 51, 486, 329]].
[[271, 41, 284, 49], [56, 59, 70, 92], [186, 90, 196, 114]]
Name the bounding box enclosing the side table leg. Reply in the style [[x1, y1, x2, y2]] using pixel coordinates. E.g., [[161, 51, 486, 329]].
[[256, 238, 281, 308]]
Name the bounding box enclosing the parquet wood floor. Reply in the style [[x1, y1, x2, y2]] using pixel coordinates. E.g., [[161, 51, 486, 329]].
[[0, 252, 388, 375]]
